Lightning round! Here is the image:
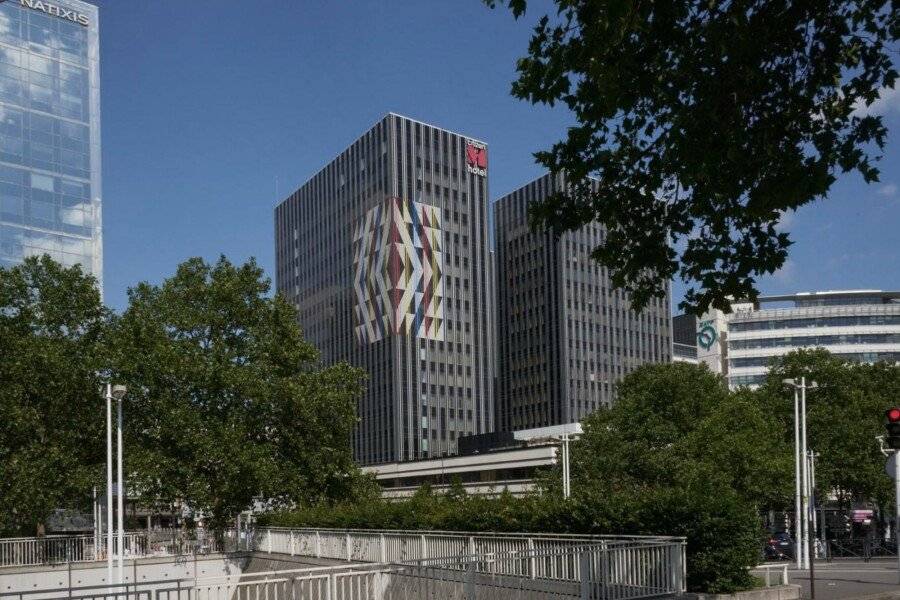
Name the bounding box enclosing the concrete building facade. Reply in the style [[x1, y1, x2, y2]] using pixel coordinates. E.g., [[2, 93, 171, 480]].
[[494, 172, 672, 431], [274, 114, 495, 465], [726, 290, 900, 387], [681, 290, 900, 388]]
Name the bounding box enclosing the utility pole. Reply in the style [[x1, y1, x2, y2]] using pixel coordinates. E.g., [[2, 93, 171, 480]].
[[792, 384, 802, 569], [895, 450, 900, 584], [807, 449, 816, 600], [881, 408, 900, 584]]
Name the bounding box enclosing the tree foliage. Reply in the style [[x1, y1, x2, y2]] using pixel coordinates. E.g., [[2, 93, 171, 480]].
[[756, 348, 900, 508], [0, 257, 109, 535], [486, 0, 898, 313], [269, 363, 793, 593], [565, 363, 790, 591], [110, 257, 368, 527]]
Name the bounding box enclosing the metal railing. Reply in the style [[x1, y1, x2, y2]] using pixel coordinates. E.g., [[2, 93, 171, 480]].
[[753, 564, 790, 587], [253, 527, 681, 562], [250, 527, 686, 596], [0, 530, 236, 568], [1, 541, 685, 600], [0, 527, 686, 598], [0, 533, 150, 567]]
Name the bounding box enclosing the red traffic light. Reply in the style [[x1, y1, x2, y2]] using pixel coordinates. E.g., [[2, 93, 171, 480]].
[[887, 408, 900, 423]]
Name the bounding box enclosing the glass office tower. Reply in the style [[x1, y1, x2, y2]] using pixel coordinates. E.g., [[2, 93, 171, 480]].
[[0, 0, 102, 291]]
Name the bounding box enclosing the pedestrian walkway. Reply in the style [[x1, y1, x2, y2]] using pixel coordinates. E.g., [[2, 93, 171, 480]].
[[769, 560, 900, 600]]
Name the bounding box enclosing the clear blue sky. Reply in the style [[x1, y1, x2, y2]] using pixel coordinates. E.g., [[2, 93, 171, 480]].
[[97, 0, 900, 312]]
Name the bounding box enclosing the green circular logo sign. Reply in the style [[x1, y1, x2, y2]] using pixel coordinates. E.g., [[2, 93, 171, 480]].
[[697, 323, 717, 351]]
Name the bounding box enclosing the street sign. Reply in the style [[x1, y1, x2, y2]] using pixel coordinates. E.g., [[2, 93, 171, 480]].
[[887, 456, 897, 480], [852, 509, 874, 523]]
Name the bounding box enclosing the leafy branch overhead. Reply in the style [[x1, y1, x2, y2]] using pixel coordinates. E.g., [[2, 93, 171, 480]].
[[486, 0, 898, 313]]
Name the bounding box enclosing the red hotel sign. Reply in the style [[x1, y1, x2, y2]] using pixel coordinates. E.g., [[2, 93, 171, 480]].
[[465, 140, 487, 177]]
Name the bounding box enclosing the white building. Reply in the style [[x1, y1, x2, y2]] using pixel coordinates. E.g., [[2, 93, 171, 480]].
[[692, 290, 900, 388], [363, 424, 581, 498]]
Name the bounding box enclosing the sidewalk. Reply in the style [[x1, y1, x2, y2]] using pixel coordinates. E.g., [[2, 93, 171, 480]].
[[763, 560, 900, 600]]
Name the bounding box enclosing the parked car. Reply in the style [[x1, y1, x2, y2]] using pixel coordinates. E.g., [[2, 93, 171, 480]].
[[764, 532, 794, 560]]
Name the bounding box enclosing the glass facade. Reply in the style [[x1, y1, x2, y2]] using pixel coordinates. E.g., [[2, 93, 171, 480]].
[[724, 291, 900, 389], [730, 352, 900, 369], [729, 314, 900, 332], [730, 333, 900, 350], [0, 0, 101, 289]]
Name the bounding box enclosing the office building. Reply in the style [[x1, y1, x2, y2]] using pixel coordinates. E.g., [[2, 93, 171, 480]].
[[0, 0, 102, 289], [494, 172, 672, 431], [672, 313, 699, 363], [275, 113, 495, 465], [726, 290, 900, 387], [364, 423, 581, 498], [690, 290, 900, 388]]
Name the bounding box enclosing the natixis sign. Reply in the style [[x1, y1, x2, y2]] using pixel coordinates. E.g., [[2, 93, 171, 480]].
[[5, 0, 90, 27]]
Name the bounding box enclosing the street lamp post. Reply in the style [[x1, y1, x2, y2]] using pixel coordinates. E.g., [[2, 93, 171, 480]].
[[790, 383, 802, 569], [800, 376, 809, 569], [105, 383, 113, 585], [115, 384, 125, 584], [783, 377, 818, 573], [103, 383, 127, 585]]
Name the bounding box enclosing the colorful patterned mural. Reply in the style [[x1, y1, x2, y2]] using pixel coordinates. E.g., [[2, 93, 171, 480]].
[[353, 196, 444, 344]]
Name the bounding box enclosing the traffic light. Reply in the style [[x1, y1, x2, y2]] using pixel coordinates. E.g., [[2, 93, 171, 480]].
[[885, 407, 900, 449]]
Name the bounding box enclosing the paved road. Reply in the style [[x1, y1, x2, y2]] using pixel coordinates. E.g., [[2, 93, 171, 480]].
[[758, 560, 900, 600]]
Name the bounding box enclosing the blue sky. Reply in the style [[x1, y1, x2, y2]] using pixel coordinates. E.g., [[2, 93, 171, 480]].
[[97, 0, 900, 312]]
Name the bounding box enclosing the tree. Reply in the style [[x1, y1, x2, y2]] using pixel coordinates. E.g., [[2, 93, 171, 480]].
[[0, 256, 109, 535], [757, 349, 900, 508], [569, 362, 791, 507], [485, 0, 897, 313], [564, 363, 792, 591], [110, 256, 367, 527]]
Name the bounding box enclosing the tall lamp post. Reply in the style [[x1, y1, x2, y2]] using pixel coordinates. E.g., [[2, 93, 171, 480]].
[[116, 384, 127, 585], [104, 383, 127, 585], [783, 378, 818, 577]]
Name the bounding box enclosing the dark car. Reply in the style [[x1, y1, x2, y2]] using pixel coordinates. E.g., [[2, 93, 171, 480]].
[[764, 532, 794, 560]]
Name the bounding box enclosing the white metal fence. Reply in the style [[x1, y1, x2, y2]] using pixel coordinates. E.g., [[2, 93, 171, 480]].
[[0, 542, 684, 600], [0, 530, 232, 568], [253, 528, 683, 572], [0, 533, 149, 567], [248, 528, 686, 598], [0, 528, 686, 598]]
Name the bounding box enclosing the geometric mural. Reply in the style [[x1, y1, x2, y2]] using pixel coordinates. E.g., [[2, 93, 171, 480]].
[[352, 196, 444, 344]]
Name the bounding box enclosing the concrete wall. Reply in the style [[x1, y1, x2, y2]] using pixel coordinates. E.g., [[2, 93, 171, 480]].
[[0, 553, 251, 596]]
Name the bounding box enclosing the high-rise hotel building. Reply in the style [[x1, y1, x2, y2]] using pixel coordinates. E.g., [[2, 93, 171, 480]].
[[275, 114, 495, 465], [0, 0, 102, 290], [495, 172, 672, 431]]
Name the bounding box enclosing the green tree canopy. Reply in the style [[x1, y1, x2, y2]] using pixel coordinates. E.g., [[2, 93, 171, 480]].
[[569, 362, 791, 507], [756, 348, 900, 508], [111, 256, 368, 526], [486, 0, 897, 313], [0, 256, 109, 535], [564, 363, 792, 591]]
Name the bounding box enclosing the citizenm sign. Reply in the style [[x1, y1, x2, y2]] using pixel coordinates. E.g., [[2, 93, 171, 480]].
[[465, 140, 487, 177], [15, 0, 90, 26]]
